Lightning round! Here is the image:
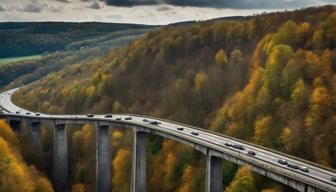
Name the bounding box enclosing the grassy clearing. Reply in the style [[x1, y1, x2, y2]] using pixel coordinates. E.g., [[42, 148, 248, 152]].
[[0, 55, 42, 66]]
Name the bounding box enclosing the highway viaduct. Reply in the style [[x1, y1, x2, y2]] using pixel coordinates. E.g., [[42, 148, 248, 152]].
[[1, 89, 336, 192]]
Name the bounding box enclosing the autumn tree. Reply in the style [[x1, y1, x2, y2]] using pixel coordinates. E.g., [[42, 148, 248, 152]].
[[178, 165, 194, 192], [279, 127, 294, 153], [194, 71, 207, 92], [112, 149, 132, 192], [264, 44, 293, 94], [290, 79, 309, 112], [215, 49, 228, 68], [71, 183, 85, 192], [225, 166, 257, 192], [253, 116, 273, 147]]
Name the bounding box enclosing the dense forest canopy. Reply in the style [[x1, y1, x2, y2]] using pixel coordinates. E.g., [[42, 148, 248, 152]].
[[8, 5, 336, 192], [0, 22, 155, 58]]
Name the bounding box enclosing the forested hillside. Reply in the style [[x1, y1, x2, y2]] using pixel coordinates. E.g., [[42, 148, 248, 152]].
[[0, 28, 151, 90], [0, 22, 154, 58], [13, 5, 336, 192]]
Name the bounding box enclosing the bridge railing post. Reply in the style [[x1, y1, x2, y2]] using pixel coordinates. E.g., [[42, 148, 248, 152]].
[[131, 130, 147, 192], [206, 151, 223, 192], [96, 124, 112, 192], [52, 122, 68, 191]]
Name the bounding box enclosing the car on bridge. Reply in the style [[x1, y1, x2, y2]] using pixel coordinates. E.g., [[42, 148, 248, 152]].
[[191, 131, 199, 136], [225, 142, 232, 147], [177, 127, 184, 131], [232, 144, 245, 150], [278, 159, 288, 165], [125, 117, 132, 120], [87, 114, 94, 117], [143, 119, 149, 122], [331, 176, 336, 182], [105, 114, 113, 118], [299, 166, 309, 173], [26, 112, 31, 115], [248, 150, 256, 156], [35, 113, 40, 116], [116, 118, 121, 121], [16, 111, 20, 114], [149, 121, 161, 125], [287, 163, 299, 170]]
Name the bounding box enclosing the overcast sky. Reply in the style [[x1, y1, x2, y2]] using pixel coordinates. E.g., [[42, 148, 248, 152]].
[[0, 0, 335, 25]]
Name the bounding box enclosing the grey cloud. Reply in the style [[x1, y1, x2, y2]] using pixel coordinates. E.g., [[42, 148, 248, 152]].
[[103, 0, 325, 9], [105, 0, 159, 6], [165, 0, 321, 9], [49, 5, 63, 12], [21, 2, 65, 13], [23, 3, 42, 12], [56, 0, 70, 3]]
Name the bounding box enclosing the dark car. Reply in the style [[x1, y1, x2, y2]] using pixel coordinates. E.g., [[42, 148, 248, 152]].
[[225, 142, 232, 147], [105, 114, 113, 118], [116, 118, 121, 121], [177, 127, 184, 131], [143, 119, 149, 122], [125, 117, 132, 120], [331, 176, 336, 182], [287, 163, 299, 169], [248, 150, 256, 156], [299, 166, 309, 173], [232, 144, 245, 150], [35, 113, 40, 116], [191, 131, 199, 136], [87, 114, 94, 118], [16, 111, 20, 114], [26, 112, 31, 115], [278, 159, 288, 165], [150, 121, 160, 125]]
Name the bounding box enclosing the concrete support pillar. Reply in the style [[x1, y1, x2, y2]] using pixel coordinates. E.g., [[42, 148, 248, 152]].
[[53, 122, 68, 191], [206, 153, 223, 192], [9, 119, 21, 133], [27, 120, 42, 153], [131, 131, 147, 192], [96, 125, 111, 192]]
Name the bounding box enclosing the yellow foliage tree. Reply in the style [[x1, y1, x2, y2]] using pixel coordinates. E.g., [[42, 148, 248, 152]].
[[225, 166, 257, 192], [253, 116, 273, 147], [0, 120, 19, 147], [113, 101, 122, 113], [291, 79, 309, 111], [194, 71, 207, 92], [215, 49, 228, 68], [178, 165, 194, 192], [35, 177, 54, 192], [279, 127, 294, 153], [112, 149, 132, 192], [71, 183, 85, 192]]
